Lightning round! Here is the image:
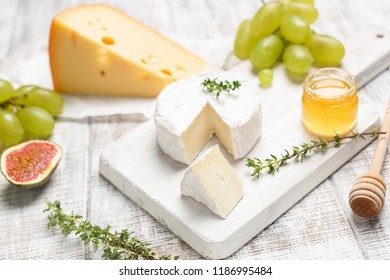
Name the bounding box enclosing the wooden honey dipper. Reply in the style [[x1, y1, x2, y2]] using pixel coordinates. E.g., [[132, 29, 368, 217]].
[[349, 102, 390, 217]]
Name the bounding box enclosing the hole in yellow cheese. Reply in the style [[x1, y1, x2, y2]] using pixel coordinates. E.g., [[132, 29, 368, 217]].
[[102, 36, 115, 45], [70, 32, 78, 47], [176, 65, 187, 72], [147, 55, 162, 65], [160, 69, 172, 76]]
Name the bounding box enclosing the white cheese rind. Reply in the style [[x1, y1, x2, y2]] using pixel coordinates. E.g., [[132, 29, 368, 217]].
[[181, 145, 244, 219], [155, 72, 262, 165]]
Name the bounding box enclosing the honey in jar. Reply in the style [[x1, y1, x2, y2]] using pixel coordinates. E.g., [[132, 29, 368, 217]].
[[302, 67, 358, 138]]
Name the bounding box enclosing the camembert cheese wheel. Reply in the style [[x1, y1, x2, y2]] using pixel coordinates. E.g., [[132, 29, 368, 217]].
[[155, 72, 262, 165], [181, 145, 244, 219], [49, 4, 208, 97]]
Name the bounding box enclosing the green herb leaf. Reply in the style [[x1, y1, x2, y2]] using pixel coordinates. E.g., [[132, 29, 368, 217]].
[[201, 78, 241, 98], [246, 129, 385, 178], [44, 199, 178, 260]]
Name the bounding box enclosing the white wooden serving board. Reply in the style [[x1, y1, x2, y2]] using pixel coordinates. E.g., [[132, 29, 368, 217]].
[[100, 27, 390, 259]]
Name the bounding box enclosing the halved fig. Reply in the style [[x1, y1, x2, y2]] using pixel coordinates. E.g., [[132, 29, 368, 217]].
[[0, 140, 62, 188]]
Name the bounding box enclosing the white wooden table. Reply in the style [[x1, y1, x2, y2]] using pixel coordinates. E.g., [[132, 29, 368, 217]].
[[1, 0, 390, 260]]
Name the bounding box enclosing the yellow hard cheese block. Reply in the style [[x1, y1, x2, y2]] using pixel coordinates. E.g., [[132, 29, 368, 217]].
[[49, 4, 208, 97]]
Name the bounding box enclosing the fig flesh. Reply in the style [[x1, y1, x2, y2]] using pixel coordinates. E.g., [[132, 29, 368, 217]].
[[0, 140, 62, 188]]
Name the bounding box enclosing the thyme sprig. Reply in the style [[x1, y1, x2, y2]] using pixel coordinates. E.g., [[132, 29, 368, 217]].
[[201, 78, 241, 98], [246, 128, 384, 179], [44, 200, 178, 260]]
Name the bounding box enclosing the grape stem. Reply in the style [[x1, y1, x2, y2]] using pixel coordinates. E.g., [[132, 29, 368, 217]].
[[0, 95, 27, 112]]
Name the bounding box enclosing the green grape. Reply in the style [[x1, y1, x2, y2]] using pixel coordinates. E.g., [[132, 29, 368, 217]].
[[304, 34, 345, 65], [274, 29, 282, 38], [258, 69, 273, 87], [237, 18, 249, 34], [234, 19, 258, 60], [25, 88, 63, 116], [6, 85, 39, 107], [0, 110, 24, 146], [250, 35, 284, 70], [289, 0, 314, 5], [281, 2, 318, 23], [283, 44, 313, 74], [250, 2, 282, 39], [280, 14, 310, 43], [17, 107, 55, 138], [14, 85, 38, 97], [0, 80, 14, 104]]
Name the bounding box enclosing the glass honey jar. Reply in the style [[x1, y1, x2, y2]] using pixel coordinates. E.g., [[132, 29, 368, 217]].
[[301, 67, 358, 138]]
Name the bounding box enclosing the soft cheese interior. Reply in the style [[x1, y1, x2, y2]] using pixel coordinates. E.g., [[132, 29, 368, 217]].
[[181, 145, 244, 219], [155, 72, 262, 165]]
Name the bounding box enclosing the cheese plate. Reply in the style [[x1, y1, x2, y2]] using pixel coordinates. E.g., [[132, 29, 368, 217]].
[[100, 27, 390, 259], [100, 103, 379, 259]]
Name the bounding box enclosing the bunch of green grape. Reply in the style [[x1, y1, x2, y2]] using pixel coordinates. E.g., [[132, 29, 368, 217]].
[[0, 79, 63, 147], [233, 0, 345, 87]]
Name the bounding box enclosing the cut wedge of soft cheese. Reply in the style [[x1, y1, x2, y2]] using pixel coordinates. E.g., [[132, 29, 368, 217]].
[[181, 145, 244, 219], [155, 72, 262, 165], [49, 4, 208, 97]]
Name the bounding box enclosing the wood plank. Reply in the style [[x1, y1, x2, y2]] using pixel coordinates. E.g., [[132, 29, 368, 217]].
[[168, 0, 257, 38], [116, 0, 175, 33], [87, 117, 201, 259], [0, 121, 89, 259], [230, 179, 364, 259], [0, 0, 19, 60], [331, 141, 390, 259], [315, 0, 390, 259], [331, 73, 390, 260], [1, 0, 390, 260]]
